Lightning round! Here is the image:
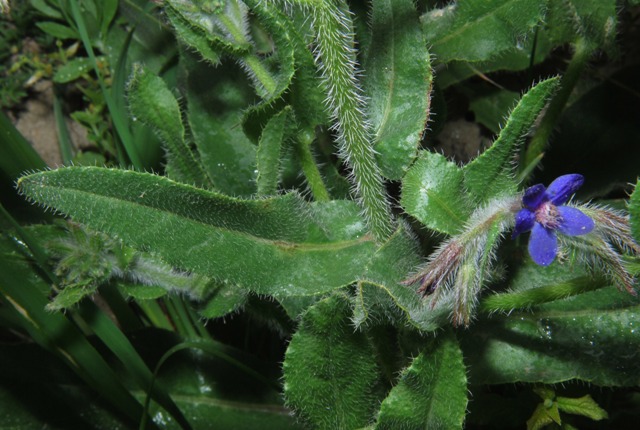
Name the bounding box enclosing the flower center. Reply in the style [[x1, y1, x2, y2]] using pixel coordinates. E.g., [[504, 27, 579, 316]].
[[535, 201, 561, 229]]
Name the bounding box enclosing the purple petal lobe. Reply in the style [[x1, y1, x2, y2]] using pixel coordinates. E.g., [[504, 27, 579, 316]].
[[513, 208, 535, 238], [522, 184, 547, 209], [528, 223, 558, 266], [557, 206, 595, 236], [546, 174, 584, 205]]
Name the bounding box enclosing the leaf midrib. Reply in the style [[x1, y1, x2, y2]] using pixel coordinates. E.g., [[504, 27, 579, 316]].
[[41, 184, 373, 252]]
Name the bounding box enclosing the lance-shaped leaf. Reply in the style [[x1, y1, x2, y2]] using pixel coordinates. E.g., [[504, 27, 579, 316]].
[[375, 330, 467, 429], [463, 77, 559, 204], [464, 286, 640, 386], [283, 294, 381, 429], [364, 0, 432, 180], [128, 65, 211, 188], [256, 107, 291, 196], [421, 0, 546, 63], [401, 150, 472, 236], [17, 167, 377, 297]]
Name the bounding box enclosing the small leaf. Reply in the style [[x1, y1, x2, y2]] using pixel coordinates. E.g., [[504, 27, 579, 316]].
[[421, 0, 546, 63], [200, 284, 248, 319], [401, 151, 472, 235], [36, 21, 78, 39], [463, 77, 560, 204], [526, 403, 561, 430], [283, 294, 381, 429], [364, 0, 432, 180], [128, 65, 211, 188], [375, 330, 467, 430], [557, 394, 608, 421], [47, 286, 97, 311], [53, 57, 94, 83], [165, 6, 221, 64]]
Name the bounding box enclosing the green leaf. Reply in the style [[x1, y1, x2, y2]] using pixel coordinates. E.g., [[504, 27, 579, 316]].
[[463, 77, 559, 203], [36, 21, 78, 39], [53, 57, 94, 83], [375, 330, 467, 430], [47, 285, 97, 311], [421, 0, 546, 63], [184, 56, 258, 196], [556, 394, 608, 421], [30, 0, 63, 19], [363, 0, 432, 180], [464, 286, 640, 386], [256, 107, 291, 196], [128, 65, 211, 188], [164, 5, 221, 65], [17, 167, 377, 297], [545, 0, 617, 49], [200, 284, 248, 319], [401, 151, 472, 235], [283, 294, 381, 429], [353, 223, 449, 332]]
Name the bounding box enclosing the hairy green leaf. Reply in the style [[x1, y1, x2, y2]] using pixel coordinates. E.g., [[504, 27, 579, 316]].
[[353, 223, 448, 332], [128, 65, 211, 188], [184, 56, 257, 196], [164, 5, 221, 64], [465, 286, 640, 386], [401, 151, 472, 235], [463, 77, 559, 203], [283, 294, 381, 429], [375, 330, 467, 430], [17, 167, 377, 297], [364, 0, 431, 180], [421, 0, 546, 63], [256, 107, 291, 196]]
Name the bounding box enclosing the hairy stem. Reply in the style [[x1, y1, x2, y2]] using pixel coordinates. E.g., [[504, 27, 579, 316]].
[[312, 0, 394, 240]]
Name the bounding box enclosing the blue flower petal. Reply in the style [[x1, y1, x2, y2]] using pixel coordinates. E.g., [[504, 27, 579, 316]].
[[513, 208, 535, 238], [546, 174, 584, 205], [557, 206, 594, 236], [528, 223, 558, 266], [522, 184, 547, 209]]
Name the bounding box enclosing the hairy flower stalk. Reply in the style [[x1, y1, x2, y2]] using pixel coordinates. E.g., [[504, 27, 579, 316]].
[[308, 0, 394, 240], [403, 196, 520, 327], [405, 174, 640, 327]]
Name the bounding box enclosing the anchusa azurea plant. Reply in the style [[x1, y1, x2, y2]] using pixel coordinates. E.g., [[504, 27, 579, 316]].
[[3, 1, 640, 429]]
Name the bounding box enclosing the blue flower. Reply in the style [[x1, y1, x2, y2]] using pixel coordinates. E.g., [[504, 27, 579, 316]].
[[513, 174, 595, 266]]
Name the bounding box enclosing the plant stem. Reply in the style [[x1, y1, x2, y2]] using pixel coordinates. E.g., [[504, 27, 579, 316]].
[[312, 1, 394, 240], [521, 37, 593, 180], [480, 276, 605, 314]]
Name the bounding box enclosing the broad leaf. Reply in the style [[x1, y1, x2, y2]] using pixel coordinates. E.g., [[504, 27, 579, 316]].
[[364, 0, 432, 180], [421, 0, 546, 63], [283, 294, 381, 429], [353, 223, 448, 332], [375, 330, 467, 430], [401, 151, 472, 236], [464, 286, 640, 386], [17, 167, 377, 297], [463, 77, 559, 203]]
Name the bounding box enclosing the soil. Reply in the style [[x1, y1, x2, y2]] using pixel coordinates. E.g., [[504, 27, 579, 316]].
[[11, 79, 88, 167]]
